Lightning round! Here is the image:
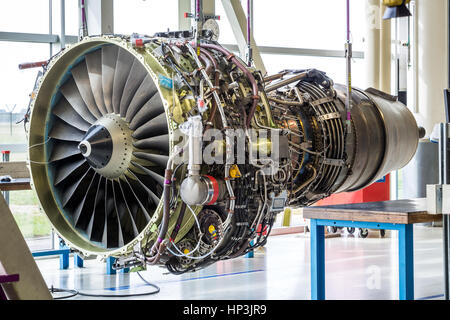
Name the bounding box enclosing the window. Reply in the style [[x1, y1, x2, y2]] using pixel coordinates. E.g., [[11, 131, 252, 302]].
[[215, 0, 238, 44], [262, 54, 367, 88], [50, 0, 80, 37], [114, 0, 179, 35], [215, 0, 366, 86], [0, 41, 52, 248], [0, 41, 50, 142], [252, 0, 365, 51], [66, 0, 81, 36], [0, 0, 50, 34]]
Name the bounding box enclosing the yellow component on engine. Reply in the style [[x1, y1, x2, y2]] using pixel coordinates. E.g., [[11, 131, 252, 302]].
[[382, 0, 410, 7], [183, 248, 190, 255], [229, 164, 242, 179], [208, 225, 216, 235]]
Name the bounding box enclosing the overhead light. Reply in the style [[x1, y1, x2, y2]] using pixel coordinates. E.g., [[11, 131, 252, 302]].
[[382, 0, 412, 20]]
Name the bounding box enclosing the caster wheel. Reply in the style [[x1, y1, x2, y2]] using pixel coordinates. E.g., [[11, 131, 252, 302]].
[[359, 228, 369, 238], [327, 226, 338, 233], [347, 227, 355, 234], [380, 229, 386, 238]]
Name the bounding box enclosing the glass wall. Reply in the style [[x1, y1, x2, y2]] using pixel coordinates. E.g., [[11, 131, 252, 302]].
[[0, 0, 79, 251], [216, 0, 366, 87], [0, 0, 49, 34], [114, 0, 178, 35]]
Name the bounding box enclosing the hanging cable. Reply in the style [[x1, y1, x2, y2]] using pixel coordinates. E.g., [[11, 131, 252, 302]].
[[48, 271, 160, 299]]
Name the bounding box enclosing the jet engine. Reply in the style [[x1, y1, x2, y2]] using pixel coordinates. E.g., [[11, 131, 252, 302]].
[[27, 34, 421, 273]]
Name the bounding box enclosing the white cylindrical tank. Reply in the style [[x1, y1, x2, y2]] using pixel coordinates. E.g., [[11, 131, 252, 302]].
[[365, 0, 381, 89], [416, 0, 448, 135], [364, 0, 391, 92]]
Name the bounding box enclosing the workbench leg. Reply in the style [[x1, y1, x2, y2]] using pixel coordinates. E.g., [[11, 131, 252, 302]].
[[106, 257, 116, 275], [59, 242, 69, 270], [74, 254, 84, 268], [310, 219, 325, 300], [59, 252, 69, 270], [246, 241, 254, 258], [398, 224, 414, 300]]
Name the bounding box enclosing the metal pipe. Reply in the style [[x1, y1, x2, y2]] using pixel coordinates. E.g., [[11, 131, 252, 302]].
[[265, 72, 308, 93], [187, 116, 203, 176], [267, 96, 304, 106], [49, 0, 52, 57], [18, 61, 48, 70], [448, 0, 450, 89], [346, 0, 350, 42], [194, 0, 202, 56], [263, 72, 288, 83], [60, 0, 65, 49], [446, 0, 450, 301], [439, 123, 450, 300], [345, 0, 352, 129], [80, 0, 88, 38], [200, 48, 220, 130], [246, 0, 253, 66], [194, 42, 259, 128]]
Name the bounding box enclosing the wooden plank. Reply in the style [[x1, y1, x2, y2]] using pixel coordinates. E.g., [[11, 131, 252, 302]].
[[0, 194, 52, 300], [0, 178, 31, 191], [303, 198, 442, 225], [270, 226, 305, 236], [0, 162, 29, 179]]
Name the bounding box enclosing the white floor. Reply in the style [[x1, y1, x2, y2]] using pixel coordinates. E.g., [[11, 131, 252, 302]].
[[36, 226, 445, 300]]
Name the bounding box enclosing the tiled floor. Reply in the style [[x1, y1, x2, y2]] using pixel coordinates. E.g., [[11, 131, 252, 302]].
[[36, 226, 445, 300]]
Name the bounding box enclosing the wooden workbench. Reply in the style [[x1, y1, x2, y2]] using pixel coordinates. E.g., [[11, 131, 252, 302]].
[[0, 161, 31, 192], [304, 198, 441, 224], [303, 198, 442, 300], [0, 178, 31, 191]]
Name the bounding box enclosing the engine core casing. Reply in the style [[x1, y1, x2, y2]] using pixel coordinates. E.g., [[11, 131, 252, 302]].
[[28, 35, 421, 273]]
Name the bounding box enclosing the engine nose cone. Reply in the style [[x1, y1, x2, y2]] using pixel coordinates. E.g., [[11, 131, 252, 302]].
[[79, 125, 113, 169], [78, 141, 90, 156], [80, 114, 134, 179]]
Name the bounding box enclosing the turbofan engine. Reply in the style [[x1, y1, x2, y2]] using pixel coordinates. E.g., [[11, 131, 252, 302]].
[[28, 34, 421, 274]]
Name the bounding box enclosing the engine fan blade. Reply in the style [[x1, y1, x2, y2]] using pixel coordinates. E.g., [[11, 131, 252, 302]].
[[73, 173, 101, 230], [133, 152, 169, 168], [130, 161, 165, 187], [49, 141, 81, 162], [71, 60, 103, 119], [119, 59, 148, 117], [52, 98, 91, 132], [85, 49, 108, 115], [60, 78, 97, 124], [126, 169, 161, 206], [49, 118, 86, 142], [104, 179, 123, 248], [125, 75, 158, 123], [112, 180, 138, 242], [61, 168, 94, 208], [112, 48, 134, 114], [117, 178, 145, 233], [88, 177, 106, 242], [132, 113, 168, 140], [121, 176, 153, 223], [132, 134, 170, 154], [102, 45, 118, 114], [53, 156, 88, 186], [128, 94, 164, 130]]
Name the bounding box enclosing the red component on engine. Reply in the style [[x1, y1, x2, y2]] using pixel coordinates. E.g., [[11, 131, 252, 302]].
[[204, 175, 220, 205], [315, 174, 390, 206], [18, 61, 48, 70], [256, 224, 268, 236]]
